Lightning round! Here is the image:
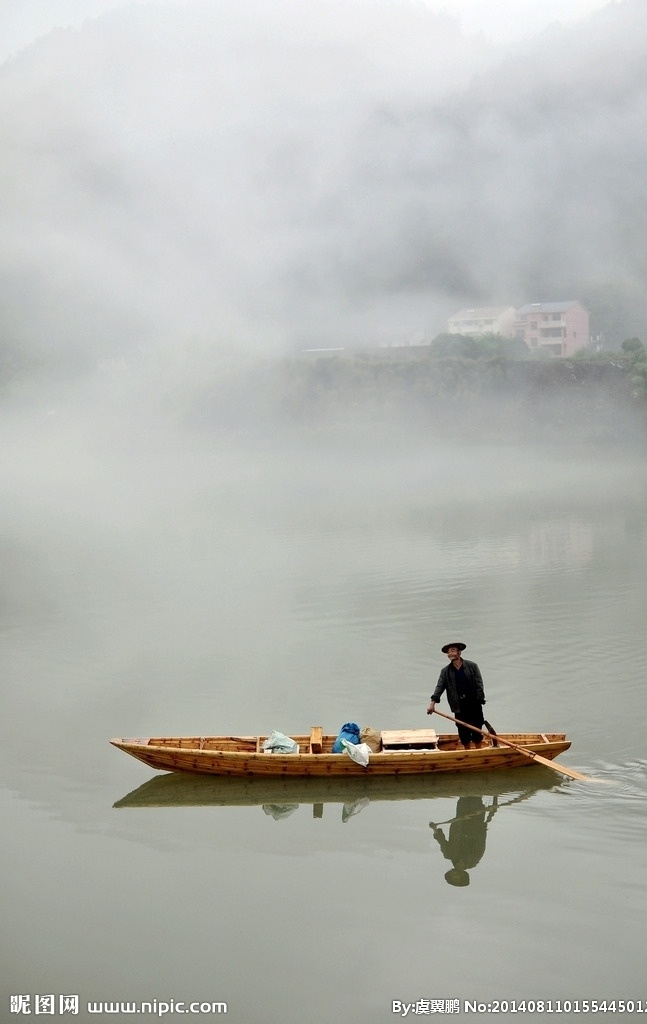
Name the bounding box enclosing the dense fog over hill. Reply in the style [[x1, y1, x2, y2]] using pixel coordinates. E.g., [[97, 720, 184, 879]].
[[1, 0, 646, 383]]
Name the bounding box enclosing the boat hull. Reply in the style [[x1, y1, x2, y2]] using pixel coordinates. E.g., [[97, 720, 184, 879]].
[[110, 731, 572, 778]]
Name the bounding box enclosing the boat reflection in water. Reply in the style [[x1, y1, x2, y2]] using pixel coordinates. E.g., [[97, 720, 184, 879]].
[[257, 795, 372, 821], [114, 767, 562, 832]]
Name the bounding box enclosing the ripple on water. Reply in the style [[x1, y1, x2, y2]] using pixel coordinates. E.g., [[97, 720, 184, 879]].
[[537, 758, 647, 851]]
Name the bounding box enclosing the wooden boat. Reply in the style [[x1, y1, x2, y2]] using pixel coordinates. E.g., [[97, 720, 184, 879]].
[[110, 726, 572, 778]]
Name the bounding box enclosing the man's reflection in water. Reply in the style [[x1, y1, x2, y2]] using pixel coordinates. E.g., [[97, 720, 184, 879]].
[[429, 796, 499, 886]]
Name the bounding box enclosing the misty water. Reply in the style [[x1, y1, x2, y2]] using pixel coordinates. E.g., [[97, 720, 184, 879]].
[[2, 400, 646, 1023]]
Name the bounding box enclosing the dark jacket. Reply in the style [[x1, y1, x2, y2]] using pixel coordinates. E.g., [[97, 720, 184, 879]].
[[431, 659, 485, 714]]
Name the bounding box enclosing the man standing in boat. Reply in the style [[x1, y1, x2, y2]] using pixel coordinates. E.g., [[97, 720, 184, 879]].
[[427, 642, 486, 748]]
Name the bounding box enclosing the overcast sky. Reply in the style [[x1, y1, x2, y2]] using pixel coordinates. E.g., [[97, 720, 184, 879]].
[[1, 0, 612, 61], [3, 0, 643, 364]]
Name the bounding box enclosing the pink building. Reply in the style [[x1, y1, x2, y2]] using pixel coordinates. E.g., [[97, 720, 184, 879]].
[[515, 301, 590, 357]]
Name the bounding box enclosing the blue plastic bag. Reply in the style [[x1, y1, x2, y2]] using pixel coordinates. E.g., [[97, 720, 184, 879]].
[[332, 722, 361, 753]]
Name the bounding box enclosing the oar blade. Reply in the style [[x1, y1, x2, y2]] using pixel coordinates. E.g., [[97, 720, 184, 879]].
[[529, 752, 590, 781]]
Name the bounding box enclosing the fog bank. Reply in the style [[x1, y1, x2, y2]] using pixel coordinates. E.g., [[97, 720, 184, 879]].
[[1, 0, 646, 392]]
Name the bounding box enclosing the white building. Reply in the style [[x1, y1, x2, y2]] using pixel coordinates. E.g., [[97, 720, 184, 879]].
[[447, 306, 517, 337]]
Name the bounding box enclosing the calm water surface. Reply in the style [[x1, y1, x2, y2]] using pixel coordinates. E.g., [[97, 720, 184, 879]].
[[1, 410, 646, 1023]]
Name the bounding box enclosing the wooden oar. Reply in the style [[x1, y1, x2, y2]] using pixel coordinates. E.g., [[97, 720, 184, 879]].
[[431, 709, 591, 781]]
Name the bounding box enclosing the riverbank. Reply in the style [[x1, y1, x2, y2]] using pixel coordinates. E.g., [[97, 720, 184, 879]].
[[190, 351, 645, 446]]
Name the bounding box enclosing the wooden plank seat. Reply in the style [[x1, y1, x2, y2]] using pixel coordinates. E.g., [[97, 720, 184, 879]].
[[381, 729, 438, 750], [309, 725, 323, 754]]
